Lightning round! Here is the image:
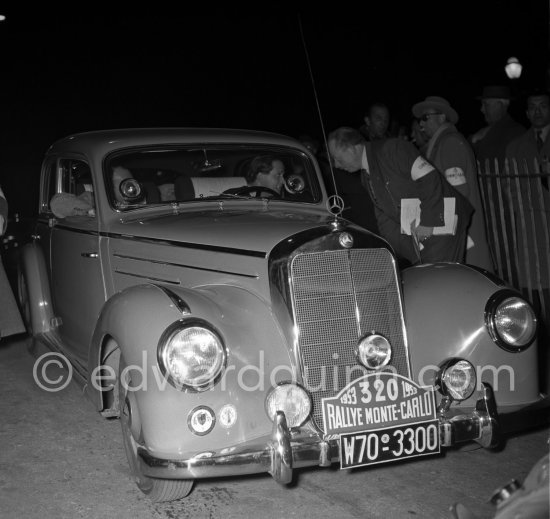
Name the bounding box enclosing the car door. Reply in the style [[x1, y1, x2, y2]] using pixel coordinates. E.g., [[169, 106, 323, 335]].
[[47, 157, 105, 368]]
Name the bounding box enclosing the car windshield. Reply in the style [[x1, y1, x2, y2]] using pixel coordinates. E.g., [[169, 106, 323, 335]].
[[104, 146, 322, 210]]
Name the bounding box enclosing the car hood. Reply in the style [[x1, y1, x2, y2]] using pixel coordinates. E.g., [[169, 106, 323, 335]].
[[113, 207, 336, 254]]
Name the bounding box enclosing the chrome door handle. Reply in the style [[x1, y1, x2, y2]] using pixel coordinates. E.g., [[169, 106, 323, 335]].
[[81, 252, 99, 258]]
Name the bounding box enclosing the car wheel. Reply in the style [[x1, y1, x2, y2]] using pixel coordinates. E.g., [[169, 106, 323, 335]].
[[17, 267, 32, 334], [119, 357, 194, 502]]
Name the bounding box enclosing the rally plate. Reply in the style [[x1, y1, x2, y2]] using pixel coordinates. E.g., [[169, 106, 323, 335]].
[[321, 372, 440, 468]]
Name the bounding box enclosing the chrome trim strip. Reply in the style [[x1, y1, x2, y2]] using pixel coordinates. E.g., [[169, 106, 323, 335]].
[[103, 232, 266, 257], [113, 253, 259, 279], [114, 269, 180, 284], [47, 224, 100, 236], [37, 219, 267, 257], [154, 285, 192, 315]]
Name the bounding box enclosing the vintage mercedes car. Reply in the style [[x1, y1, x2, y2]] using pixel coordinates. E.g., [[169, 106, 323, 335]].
[[19, 128, 545, 502]]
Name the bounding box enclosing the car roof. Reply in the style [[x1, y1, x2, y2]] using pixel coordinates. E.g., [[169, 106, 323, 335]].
[[47, 128, 306, 156]]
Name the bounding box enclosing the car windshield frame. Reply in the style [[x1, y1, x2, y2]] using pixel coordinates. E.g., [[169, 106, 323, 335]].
[[103, 144, 322, 211]]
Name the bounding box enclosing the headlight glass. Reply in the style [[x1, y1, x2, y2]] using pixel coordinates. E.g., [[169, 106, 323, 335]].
[[356, 333, 392, 370], [265, 383, 311, 427], [438, 359, 476, 401], [158, 320, 226, 391], [486, 293, 537, 352]]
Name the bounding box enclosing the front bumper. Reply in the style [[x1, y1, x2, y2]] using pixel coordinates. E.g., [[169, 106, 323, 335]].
[[138, 383, 499, 483]]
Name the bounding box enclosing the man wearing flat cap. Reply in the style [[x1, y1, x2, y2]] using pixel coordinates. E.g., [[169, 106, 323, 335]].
[[470, 85, 525, 173], [412, 96, 494, 272]]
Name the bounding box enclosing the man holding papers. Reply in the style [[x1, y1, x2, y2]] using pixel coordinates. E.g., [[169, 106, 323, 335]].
[[328, 127, 473, 266], [413, 95, 494, 272]]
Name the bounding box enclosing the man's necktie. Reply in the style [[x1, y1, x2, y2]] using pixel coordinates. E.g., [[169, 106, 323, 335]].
[[360, 168, 377, 203]]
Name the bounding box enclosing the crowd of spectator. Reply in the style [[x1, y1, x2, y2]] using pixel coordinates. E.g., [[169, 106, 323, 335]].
[[305, 85, 549, 275]]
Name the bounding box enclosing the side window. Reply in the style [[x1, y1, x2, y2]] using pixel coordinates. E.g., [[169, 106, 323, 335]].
[[41, 160, 59, 214], [48, 159, 95, 218]]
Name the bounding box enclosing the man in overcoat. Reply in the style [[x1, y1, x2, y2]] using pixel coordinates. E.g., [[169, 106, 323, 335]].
[[412, 96, 494, 272], [328, 127, 473, 266]]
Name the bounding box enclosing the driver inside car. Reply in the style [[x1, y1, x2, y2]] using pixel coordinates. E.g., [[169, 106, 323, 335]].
[[225, 155, 285, 197]]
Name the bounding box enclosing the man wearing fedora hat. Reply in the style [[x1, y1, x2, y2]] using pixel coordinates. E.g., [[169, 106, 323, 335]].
[[412, 96, 494, 272], [470, 85, 525, 172]]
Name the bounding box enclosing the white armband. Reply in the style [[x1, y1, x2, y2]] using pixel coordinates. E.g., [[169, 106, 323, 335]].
[[444, 167, 466, 186], [411, 156, 435, 180]]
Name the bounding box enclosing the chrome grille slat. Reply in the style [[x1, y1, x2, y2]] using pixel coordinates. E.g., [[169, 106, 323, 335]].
[[290, 248, 409, 432]]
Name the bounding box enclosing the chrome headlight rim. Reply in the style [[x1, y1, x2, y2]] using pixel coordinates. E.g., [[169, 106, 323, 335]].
[[265, 381, 312, 428], [436, 358, 477, 402], [157, 318, 227, 392], [485, 290, 537, 352], [355, 332, 392, 370]]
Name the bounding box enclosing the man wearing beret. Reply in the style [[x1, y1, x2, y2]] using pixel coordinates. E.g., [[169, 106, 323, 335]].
[[327, 127, 473, 266], [412, 96, 494, 272]]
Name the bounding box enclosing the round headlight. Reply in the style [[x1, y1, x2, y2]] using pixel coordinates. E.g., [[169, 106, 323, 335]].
[[437, 359, 476, 401], [265, 383, 311, 428], [356, 333, 392, 370], [158, 319, 226, 391], [486, 292, 537, 352]]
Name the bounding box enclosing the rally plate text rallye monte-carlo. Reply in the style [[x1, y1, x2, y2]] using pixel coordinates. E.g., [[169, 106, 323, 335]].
[[19, 128, 544, 502]]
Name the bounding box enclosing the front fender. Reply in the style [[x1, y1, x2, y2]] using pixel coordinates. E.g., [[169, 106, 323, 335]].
[[19, 242, 54, 334], [88, 282, 295, 458], [402, 263, 540, 410]]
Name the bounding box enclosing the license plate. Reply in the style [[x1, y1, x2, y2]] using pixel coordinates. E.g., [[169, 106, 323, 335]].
[[339, 420, 440, 469]]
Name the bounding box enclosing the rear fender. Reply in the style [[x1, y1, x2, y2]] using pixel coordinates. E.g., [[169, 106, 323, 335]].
[[18, 242, 54, 334]]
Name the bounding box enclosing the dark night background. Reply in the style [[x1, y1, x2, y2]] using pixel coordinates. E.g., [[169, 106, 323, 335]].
[[0, 1, 548, 217]]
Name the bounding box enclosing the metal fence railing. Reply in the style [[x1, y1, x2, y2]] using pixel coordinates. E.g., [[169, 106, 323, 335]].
[[477, 157, 550, 327]]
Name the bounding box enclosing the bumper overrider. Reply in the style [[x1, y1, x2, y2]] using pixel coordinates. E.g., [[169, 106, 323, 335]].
[[138, 383, 499, 483]]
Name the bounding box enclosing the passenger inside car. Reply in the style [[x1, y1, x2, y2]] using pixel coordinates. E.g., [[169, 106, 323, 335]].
[[111, 165, 154, 207], [50, 190, 95, 218], [224, 155, 285, 197], [50, 161, 96, 218]]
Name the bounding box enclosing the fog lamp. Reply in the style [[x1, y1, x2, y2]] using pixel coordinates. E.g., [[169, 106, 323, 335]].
[[437, 359, 476, 401], [265, 383, 311, 427], [356, 333, 392, 370]]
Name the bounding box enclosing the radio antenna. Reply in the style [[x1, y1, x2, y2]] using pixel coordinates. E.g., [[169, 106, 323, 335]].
[[297, 15, 340, 198]]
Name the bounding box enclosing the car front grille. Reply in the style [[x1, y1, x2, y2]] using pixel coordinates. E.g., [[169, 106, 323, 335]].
[[289, 248, 410, 433]]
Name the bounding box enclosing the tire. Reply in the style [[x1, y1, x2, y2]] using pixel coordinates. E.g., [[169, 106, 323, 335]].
[[119, 357, 194, 502]]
